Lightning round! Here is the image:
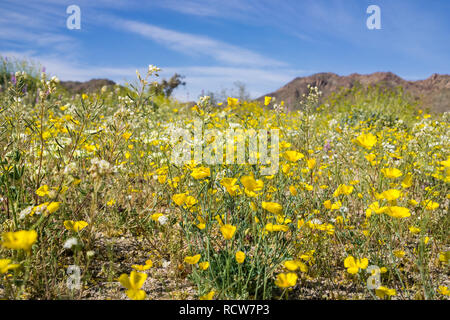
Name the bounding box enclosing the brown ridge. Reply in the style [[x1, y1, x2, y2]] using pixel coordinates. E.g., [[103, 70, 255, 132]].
[[257, 72, 450, 112]]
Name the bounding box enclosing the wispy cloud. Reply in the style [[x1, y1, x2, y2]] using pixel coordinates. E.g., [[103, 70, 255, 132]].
[[3, 0, 446, 102], [0, 0, 299, 102], [1, 49, 307, 102], [0, 0, 80, 57], [150, 0, 254, 18], [117, 18, 285, 67]]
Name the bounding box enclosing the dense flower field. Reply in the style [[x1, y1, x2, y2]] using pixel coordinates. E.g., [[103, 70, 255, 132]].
[[0, 64, 448, 300]]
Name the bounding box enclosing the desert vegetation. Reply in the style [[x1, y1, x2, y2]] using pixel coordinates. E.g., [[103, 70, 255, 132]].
[[0, 57, 448, 300]]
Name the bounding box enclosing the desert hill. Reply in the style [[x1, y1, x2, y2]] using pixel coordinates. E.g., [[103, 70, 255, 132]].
[[258, 72, 450, 112], [60, 78, 116, 94]]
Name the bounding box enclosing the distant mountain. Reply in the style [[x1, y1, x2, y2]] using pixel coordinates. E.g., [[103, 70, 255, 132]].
[[258, 72, 450, 113], [60, 79, 116, 94]]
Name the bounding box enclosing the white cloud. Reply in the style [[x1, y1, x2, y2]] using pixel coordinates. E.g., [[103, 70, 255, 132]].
[[118, 19, 285, 67], [0, 1, 80, 57], [0, 1, 310, 100], [1, 51, 308, 102]]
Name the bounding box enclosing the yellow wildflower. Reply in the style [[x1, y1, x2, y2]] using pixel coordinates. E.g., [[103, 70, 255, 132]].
[[275, 273, 298, 288], [1, 230, 37, 252], [63, 220, 88, 232], [344, 255, 368, 274], [220, 224, 237, 240], [118, 271, 147, 300], [235, 251, 246, 264]]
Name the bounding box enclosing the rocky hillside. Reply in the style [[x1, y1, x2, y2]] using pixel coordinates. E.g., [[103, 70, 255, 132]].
[[258, 72, 450, 113], [60, 78, 116, 94]]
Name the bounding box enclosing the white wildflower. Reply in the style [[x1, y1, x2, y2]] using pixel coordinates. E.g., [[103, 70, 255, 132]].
[[63, 237, 79, 249], [158, 215, 168, 225]]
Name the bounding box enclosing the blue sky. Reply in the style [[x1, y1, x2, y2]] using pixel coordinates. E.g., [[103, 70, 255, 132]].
[[1, 0, 449, 100]]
